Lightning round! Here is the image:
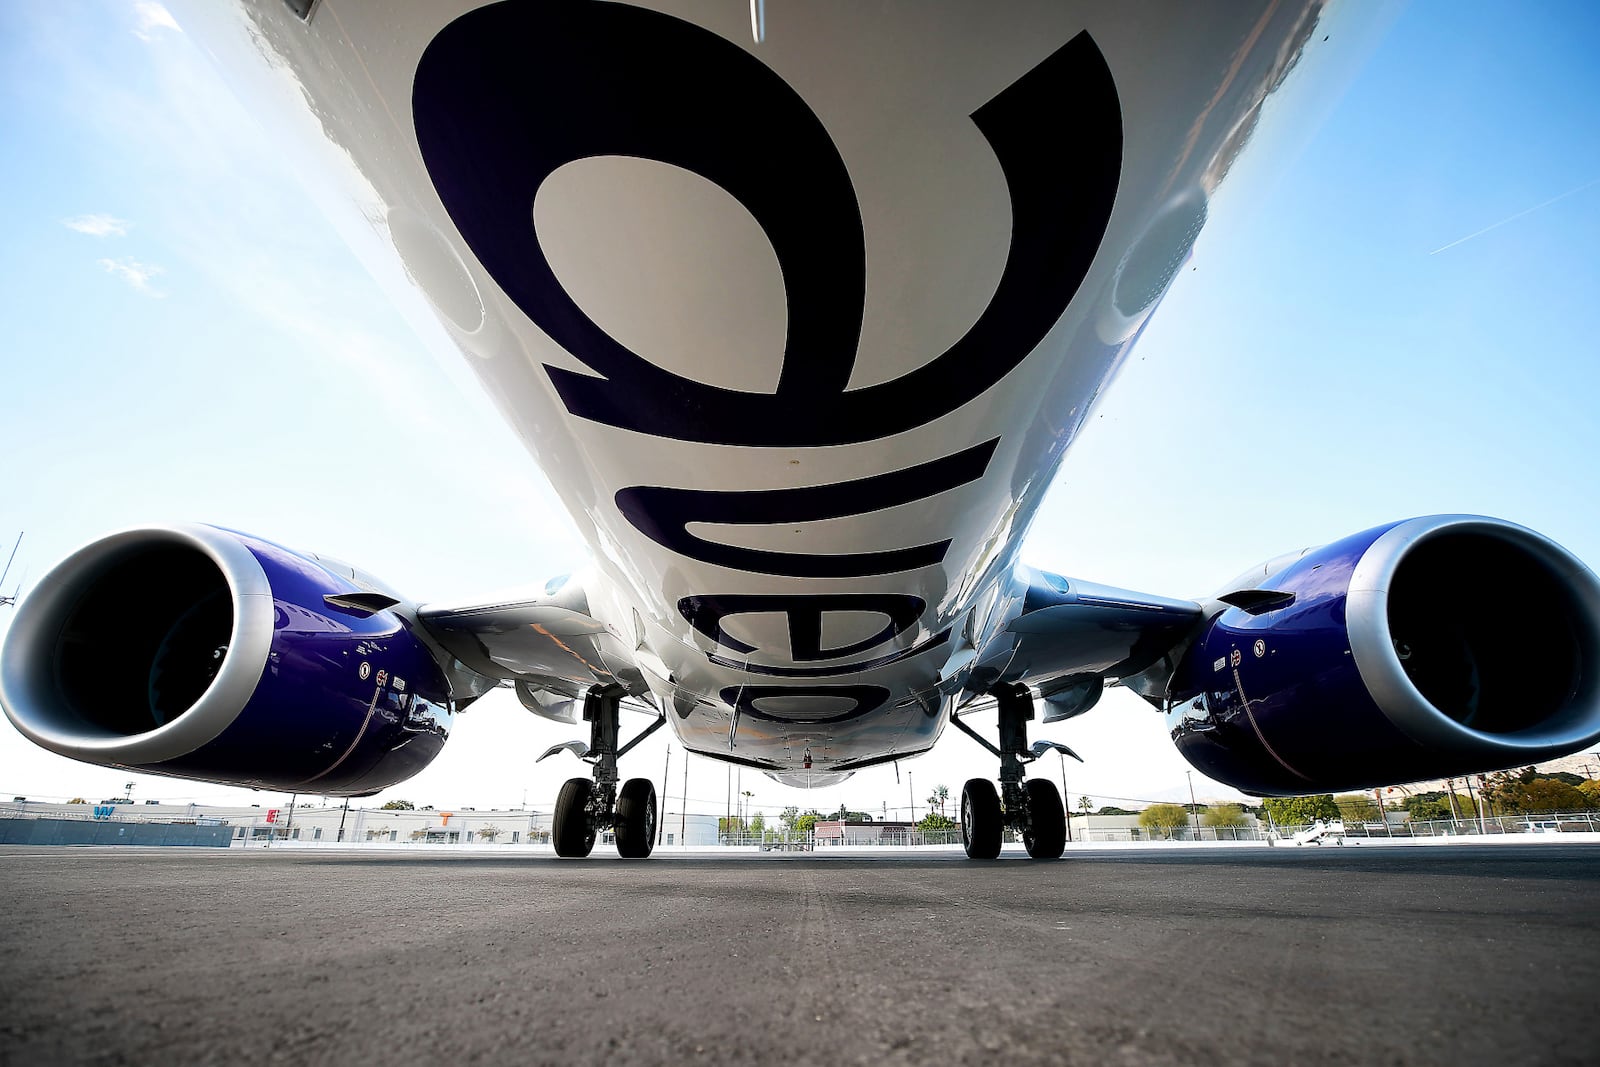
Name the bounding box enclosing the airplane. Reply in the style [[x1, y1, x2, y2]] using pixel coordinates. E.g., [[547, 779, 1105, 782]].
[[4, 0, 1599, 862]]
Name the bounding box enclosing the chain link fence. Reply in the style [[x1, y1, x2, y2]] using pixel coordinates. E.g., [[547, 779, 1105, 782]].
[[6, 800, 1597, 848]]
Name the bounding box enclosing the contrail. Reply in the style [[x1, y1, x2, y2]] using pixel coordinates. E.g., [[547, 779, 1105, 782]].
[[1430, 176, 1600, 255]]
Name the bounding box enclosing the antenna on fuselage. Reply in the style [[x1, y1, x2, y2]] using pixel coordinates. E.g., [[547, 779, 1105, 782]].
[[0, 532, 23, 607]]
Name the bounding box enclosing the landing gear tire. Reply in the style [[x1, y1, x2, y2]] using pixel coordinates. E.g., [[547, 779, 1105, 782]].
[[615, 778, 657, 859], [961, 778, 1003, 860], [553, 777, 596, 858], [1022, 779, 1066, 860]]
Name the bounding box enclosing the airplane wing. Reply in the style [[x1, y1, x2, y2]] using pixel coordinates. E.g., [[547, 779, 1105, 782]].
[[417, 576, 657, 724]]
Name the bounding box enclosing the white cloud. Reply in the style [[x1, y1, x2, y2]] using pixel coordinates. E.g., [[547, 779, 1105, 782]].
[[132, 2, 180, 42], [63, 213, 131, 238], [98, 256, 166, 297]]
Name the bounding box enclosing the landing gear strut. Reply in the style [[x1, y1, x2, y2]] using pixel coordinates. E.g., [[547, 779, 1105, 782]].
[[951, 684, 1079, 861], [546, 685, 664, 859]]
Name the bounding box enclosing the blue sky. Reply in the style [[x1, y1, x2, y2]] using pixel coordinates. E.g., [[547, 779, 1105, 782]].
[[2, 2, 1599, 819]]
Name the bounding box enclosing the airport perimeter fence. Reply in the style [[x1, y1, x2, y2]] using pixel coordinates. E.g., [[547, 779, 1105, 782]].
[[1286, 812, 1600, 838], [1058, 813, 1600, 843], [5, 800, 1598, 848], [0, 802, 235, 846], [723, 828, 969, 849]]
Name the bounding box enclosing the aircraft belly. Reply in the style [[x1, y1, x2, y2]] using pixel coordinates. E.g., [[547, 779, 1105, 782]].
[[664, 655, 946, 773], [176, 0, 1335, 771]]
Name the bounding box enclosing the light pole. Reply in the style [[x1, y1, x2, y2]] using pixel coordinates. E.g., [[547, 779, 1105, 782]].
[[659, 746, 671, 847], [1057, 749, 1072, 843], [908, 769, 915, 823], [1185, 771, 1201, 841]]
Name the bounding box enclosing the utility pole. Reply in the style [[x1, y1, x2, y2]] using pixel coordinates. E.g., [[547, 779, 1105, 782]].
[[337, 796, 350, 842], [908, 769, 915, 823], [284, 792, 298, 841], [681, 750, 689, 844], [1185, 771, 1201, 841], [659, 746, 671, 846]]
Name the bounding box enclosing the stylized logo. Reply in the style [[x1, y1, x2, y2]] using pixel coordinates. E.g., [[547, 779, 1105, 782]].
[[413, 2, 1122, 448]]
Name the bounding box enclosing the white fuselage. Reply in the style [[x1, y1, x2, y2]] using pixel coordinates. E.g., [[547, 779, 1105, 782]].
[[180, 0, 1333, 775]]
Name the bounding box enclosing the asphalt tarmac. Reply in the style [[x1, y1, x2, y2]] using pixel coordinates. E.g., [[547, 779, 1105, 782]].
[[1, 843, 1596, 1066]]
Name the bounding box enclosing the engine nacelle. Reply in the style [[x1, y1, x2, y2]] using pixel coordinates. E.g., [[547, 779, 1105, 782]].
[[0, 525, 453, 795], [1168, 515, 1600, 795]]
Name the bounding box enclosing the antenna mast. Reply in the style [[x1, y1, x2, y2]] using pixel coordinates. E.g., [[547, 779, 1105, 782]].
[[0, 532, 23, 607]]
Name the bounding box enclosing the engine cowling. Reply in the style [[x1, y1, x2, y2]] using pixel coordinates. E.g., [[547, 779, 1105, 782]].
[[0, 524, 453, 795], [1168, 515, 1600, 795]]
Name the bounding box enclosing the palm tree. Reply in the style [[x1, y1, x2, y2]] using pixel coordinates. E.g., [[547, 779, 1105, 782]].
[[932, 784, 950, 817]]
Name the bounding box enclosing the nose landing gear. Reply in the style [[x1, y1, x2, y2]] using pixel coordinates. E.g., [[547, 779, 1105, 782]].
[[540, 685, 664, 859], [952, 684, 1080, 860]]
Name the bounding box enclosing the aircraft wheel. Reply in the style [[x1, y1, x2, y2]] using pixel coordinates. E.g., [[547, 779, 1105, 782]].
[[961, 778, 1002, 860], [553, 777, 596, 858], [615, 778, 657, 859], [1022, 779, 1066, 860]]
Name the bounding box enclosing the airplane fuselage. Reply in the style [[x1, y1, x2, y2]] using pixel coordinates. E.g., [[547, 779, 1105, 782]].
[[174, 0, 1334, 777]]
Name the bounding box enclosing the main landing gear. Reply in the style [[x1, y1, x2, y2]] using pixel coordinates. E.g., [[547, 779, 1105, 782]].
[[950, 684, 1079, 861], [540, 685, 665, 859]]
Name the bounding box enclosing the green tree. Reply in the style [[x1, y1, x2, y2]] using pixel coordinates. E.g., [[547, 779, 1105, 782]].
[[1262, 794, 1339, 826], [1333, 794, 1381, 823], [930, 785, 950, 817], [917, 812, 957, 832], [793, 811, 824, 837], [779, 805, 800, 830], [380, 800, 415, 810], [1482, 768, 1594, 814], [1096, 806, 1136, 816], [1403, 792, 1474, 821], [476, 826, 500, 841], [1201, 803, 1247, 828], [67, 797, 87, 804], [1578, 780, 1600, 809], [749, 813, 766, 835], [1139, 803, 1191, 839], [1507, 778, 1589, 813]]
